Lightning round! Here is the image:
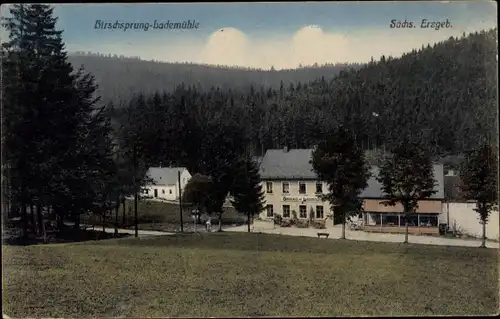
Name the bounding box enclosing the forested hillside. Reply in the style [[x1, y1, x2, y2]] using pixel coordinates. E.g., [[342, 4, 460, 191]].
[[111, 28, 497, 171], [67, 52, 362, 104]]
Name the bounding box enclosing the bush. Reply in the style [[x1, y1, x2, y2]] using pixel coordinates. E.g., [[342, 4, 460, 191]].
[[280, 219, 292, 227], [296, 220, 309, 228], [274, 214, 283, 225], [313, 220, 326, 229]]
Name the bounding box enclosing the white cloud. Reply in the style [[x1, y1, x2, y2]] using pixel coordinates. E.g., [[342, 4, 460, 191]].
[[68, 21, 497, 70]]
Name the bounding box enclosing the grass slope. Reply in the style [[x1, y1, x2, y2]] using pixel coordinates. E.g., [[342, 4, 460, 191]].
[[2, 233, 498, 317], [83, 199, 245, 229]]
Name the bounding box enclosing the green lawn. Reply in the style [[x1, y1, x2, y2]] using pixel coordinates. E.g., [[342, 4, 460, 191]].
[[82, 199, 245, 228], [2, 233, 498, 317]]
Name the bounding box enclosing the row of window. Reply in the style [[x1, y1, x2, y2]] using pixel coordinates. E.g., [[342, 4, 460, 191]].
[[365, 213, 439, 227], [266, 204, 324, 219], [266, 181, 323, 194], [143, 188, 173, 195]]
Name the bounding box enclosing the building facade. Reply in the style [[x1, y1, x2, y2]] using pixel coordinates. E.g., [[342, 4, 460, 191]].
[[360, 165, 445, 235], [258, 148, 445, 235], [258, 148, 332, 221], [143, 167, 192, 201]]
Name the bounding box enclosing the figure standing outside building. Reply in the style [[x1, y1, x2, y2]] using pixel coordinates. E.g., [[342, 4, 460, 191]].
[[206, 216, 212, 232]]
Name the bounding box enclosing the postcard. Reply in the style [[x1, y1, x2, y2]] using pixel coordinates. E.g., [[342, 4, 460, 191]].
[[1, 2, 498, 318]]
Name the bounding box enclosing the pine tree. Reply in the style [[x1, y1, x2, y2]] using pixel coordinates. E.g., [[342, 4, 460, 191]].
[[2, 4, 117, 237], [231, 158, 266, 232], [459, 143, 498, 248], [377, 140, 437, 244], [310, 127, 370, 239], [182, 174, 215, 225]]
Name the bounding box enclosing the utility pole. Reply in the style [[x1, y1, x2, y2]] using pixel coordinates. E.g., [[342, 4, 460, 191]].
[[178, 170, 184, 232], [133, 144, 138, 238]]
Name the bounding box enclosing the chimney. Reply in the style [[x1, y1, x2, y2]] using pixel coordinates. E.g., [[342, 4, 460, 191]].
[[283, 146, 289, 153]]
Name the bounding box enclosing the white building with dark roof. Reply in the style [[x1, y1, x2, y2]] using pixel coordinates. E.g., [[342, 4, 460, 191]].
[[143, 167, 192, 201], [258, 147, 332, 222], [259, 147, 446, 235]]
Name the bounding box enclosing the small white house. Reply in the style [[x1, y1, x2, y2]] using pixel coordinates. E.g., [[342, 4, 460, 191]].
[[143, 167, 192, 201]]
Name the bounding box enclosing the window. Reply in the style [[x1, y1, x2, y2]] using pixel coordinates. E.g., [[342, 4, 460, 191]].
[[283, 205, 290, 218], [400, 214, 419, 227], [316, 206, 324, 219], [282, 182, 289, 194], [418, 214, 438, 227], [316, 182, 323, 194], [143, 189, 149, 194], [367, 213, 381, 225], [266, 205, 274, 217], [381, 214, 399, 226], [299, 205, 307, 218], [169, 189, 172, 194], [299, 182, 306, 194], [266, 182, 273, 193], [162, 189, 165, 194]]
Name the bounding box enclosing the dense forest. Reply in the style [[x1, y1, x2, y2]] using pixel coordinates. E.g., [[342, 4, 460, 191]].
[[2, 4, 497, 243], [68, 52, 363, 104], [110, 28, 498, 166]]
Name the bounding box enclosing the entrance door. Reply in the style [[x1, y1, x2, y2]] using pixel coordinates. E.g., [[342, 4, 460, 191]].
[[154, 189, 158, 198]]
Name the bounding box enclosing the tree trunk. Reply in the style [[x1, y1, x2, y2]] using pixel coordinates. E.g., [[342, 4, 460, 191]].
[[74, 213, 80, 230], [42, 213, 48, 244], [481, 218, 487, 248], [115, 199, 119, 236], [247, 212, 251, 232], [341, 210, 346, 239], [30, 204, 36, 234], [36, 204, 43, 236], [404, 214, 409, 244], [56, 208, 64, 231], [102, 211, 106, 232], [218, 211, 222, 232], [21, 205, 28, 239], [122, 200, 126, 226]]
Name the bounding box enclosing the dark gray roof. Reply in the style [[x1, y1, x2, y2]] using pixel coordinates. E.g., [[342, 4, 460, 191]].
[[360, 165, 445, 200], [146, 167, 188, 185], [260, 148, 445, 199], [260, 149, 316, 179]]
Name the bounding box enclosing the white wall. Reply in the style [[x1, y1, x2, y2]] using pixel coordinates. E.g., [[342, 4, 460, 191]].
[[144, 185, 178, 201], [259, 180, 334, 220], [441, 202, 499, 241], [143, 169, 192, 201]]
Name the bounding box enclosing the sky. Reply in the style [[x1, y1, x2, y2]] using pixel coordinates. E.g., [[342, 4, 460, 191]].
[[1, 2, 497, 69]]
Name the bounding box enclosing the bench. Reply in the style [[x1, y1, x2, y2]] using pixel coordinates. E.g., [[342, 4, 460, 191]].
[[317, 232, 329, 238]]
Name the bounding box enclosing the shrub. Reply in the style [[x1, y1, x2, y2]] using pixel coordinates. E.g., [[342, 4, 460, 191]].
[[313, 220, 326, 229], [296, 220, 309, 228], [280, 219, 292, 227], [274, 214, 283, 225]]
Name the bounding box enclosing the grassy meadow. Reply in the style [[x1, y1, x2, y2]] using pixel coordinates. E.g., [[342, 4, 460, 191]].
[[2, 232, 498, 317]]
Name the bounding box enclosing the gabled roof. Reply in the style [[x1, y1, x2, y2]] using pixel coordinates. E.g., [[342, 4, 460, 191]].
[[360, 165, 445, 200], [145, 167, 188, 186], [260, 149, 316, 179], [260, 148, 445, 199]]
